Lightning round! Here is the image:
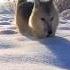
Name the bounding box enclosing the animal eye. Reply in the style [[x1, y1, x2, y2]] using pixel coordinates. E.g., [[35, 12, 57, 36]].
[[50, 16, 54, 21], [41, 18, 45, 21]]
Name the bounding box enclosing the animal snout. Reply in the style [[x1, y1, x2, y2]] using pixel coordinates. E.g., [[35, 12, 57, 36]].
[[47, 29, 52, 37], [44, 25, 52, 37], [40, 17, 52, 37], [48, 30, 52, 35]]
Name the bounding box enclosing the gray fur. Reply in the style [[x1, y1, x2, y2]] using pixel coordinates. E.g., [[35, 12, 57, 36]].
[[16, 0, 59, 38]]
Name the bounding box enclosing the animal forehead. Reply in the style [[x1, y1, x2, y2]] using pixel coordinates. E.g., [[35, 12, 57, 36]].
[[39, 1, 52, 10]]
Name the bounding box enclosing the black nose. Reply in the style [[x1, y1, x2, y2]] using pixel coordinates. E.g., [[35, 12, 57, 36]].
[[47, 30, 52, 37], [48, 30, 52, 35]]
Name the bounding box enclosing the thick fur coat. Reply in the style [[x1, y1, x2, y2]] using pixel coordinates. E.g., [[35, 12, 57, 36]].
[[16, 0, 59, 38]]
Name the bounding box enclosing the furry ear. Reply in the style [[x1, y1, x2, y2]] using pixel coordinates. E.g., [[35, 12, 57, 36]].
[[34, 0, 40, 8]]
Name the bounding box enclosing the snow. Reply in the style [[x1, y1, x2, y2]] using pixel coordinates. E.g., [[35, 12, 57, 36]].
[[0, 5, 70, 70]]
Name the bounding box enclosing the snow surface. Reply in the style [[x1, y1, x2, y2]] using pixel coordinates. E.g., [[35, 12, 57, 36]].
[[0, 6, 70, 70]]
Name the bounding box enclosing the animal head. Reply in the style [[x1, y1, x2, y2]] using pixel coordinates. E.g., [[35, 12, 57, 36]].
[[28, 0, 58, 38]]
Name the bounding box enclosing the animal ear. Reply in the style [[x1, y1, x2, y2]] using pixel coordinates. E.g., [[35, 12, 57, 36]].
[[34, 0, 40, 8]]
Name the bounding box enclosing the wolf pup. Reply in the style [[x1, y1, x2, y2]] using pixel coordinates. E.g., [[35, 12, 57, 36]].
[[16, 0, 59, 38]]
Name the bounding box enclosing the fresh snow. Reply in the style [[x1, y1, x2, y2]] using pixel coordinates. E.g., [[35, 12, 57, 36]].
[[0, 5, 70, 70]]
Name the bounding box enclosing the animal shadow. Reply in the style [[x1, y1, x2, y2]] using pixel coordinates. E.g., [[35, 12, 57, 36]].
[[40, 36, 70, 69]]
